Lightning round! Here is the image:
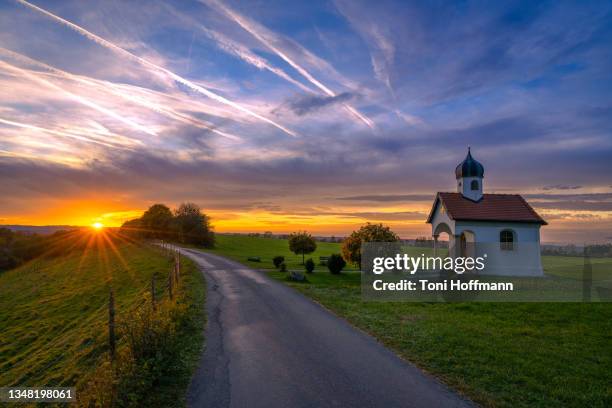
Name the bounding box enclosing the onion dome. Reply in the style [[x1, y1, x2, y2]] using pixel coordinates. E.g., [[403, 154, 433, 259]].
[[455, 147, 484, 179]]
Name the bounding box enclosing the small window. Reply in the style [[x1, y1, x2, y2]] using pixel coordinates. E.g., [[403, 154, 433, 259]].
[[471, 180, 479, 190], [500, 230, 514, 251]]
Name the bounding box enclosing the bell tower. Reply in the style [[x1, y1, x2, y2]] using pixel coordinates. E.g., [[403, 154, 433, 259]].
[[455, 147, 484, 201]]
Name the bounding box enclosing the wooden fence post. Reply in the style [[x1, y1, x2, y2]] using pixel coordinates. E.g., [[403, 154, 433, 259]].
[[108, 287, 116, 361], [173, 253, 179, 283], [151, 274, 156, 310], [168, 269, 174, 300]]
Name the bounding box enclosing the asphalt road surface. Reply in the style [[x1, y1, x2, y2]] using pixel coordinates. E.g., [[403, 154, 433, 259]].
[[179, 247, 473, 408]]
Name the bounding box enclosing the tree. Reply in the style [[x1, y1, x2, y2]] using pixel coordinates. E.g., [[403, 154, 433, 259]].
[[140, 204, 173, 239], [327, 254, 346, 274], [174, 203, 215, 247], [341, 223, 400, 268], [288, 231, 317, 265]]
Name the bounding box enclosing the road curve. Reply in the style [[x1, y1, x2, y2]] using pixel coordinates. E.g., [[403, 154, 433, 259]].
[[179, 247, 473, 408]]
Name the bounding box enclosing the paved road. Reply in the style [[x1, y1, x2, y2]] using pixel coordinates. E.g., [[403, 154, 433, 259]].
[[180, 247, 473, 408]]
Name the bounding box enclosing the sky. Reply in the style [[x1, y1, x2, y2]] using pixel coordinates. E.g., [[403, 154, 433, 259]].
[[0, 0, 611, 243]]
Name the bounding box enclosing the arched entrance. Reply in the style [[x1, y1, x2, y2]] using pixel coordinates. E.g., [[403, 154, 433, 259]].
[[459, 230, 476, 258], [432, 222, 452, 257]]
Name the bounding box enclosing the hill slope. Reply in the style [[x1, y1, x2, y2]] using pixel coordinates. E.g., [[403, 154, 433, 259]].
[[0, 236, 205, 406]]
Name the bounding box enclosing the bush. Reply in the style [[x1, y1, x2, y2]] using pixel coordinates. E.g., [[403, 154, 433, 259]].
[[305, 258, 315, 273], [273, 256, 285, 269], [327, 254, 346, 274], [279, 262, 287, 272]]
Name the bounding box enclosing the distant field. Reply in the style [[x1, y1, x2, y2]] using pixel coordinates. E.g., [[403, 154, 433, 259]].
[[208, 234, 360, 271], [209, 234, 610, 278], [0, 237, 205, 407], [207, 234, 612, 407]]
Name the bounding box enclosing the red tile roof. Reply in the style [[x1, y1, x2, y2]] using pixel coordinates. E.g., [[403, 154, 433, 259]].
[[427, 192, 547, 225]]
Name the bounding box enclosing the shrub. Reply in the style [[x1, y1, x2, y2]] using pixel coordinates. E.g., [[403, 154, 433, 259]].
[[304, 258, 315, 273], [279, 262, 287, 272], [273, 255, 285, 268], [327, 254, 346, 275]]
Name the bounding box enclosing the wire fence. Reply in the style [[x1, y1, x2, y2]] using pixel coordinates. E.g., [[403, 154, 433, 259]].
[[107, 244, 182, 361]]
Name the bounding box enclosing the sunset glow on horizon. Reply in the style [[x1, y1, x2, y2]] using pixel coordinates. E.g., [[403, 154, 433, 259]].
[[1, 1, 611, 244]]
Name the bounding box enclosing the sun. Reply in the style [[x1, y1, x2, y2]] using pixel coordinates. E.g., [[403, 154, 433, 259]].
[[91, 222, 104, 231]]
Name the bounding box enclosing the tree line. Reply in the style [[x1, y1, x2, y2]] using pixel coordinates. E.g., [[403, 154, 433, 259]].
[[0, 228, 89, 272], [120, 202, 214, 247]]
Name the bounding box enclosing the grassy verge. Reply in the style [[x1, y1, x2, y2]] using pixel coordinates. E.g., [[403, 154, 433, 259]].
[[207, 234, 612, 407], [0, 235, 205, 407]]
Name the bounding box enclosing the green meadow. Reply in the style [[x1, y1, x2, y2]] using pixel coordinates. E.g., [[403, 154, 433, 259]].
[[0, 238, 205, 407], [208, 234, 612, 407], [207, 234, 361, 271]]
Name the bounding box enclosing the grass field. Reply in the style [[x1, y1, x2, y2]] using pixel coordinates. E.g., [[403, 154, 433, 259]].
[[207, 234, 612, 407], [208, 234, 360, 271], [0, 234, 206, 407]]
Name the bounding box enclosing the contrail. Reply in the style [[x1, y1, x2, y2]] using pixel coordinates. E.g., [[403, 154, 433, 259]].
[[165, 5, 323, 99], [0, 47, 242, 141], [14, 0, 297, 137], [0, 117, 134, 150], [0, 148, 82, 166], [203, 0, 375, 129], [0, 60, 156, 137], [200, 27, 315, 94], [106, 83, 242, 141]]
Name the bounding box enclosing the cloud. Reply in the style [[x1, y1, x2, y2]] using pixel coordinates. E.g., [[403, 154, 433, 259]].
[[163, 5, 315, 95], [542, 184, 582, 190], [200, 0, 375, 129], [532, 201, 612, 212], [15, 0, 297, 137], [0, 48, 242, 140], [287, 92, 355, 116], [542, 213, 604, 221], [0, 117, 133, 152], [0, 59, 156, 137], [336, 194, 433, 202], [333, 0, 395, 91], [524, 193, 612, 201], [347, 211, 426, 221]]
